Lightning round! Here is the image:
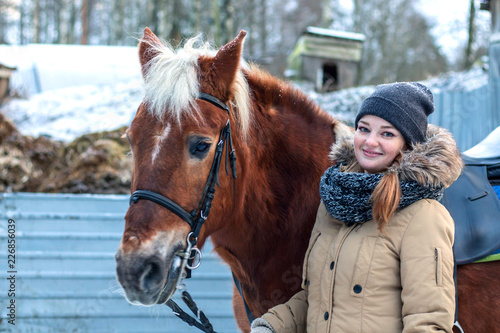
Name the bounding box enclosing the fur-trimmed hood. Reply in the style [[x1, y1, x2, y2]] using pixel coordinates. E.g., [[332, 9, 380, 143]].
[[330, 124, 463, 188]]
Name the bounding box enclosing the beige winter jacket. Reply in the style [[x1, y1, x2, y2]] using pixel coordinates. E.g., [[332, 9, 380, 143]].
[[261, 125, 463, 333]]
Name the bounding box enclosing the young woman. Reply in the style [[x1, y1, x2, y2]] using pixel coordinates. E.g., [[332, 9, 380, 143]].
[[250, 82, 463, 333]]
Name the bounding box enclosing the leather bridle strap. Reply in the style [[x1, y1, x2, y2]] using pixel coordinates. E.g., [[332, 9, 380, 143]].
[[198, 92, 230, 113], [130, 190, 195, 227]]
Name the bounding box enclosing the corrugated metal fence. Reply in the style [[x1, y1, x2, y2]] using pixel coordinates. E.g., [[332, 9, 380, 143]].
[[0, 193, 238, 332], [430, 79, 500, 151]]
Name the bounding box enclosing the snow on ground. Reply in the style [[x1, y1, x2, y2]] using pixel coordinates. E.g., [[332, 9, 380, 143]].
[[0, 43, 143, 141], [423, 66, 489, 92], [1, 80, 143, 141], [294, 81, 375, 125], [0, 51, 489, 142]]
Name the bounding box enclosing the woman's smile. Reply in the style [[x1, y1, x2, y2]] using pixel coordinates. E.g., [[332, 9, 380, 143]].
[[354, 115, 406, 173], [362, 149, 383, 157]]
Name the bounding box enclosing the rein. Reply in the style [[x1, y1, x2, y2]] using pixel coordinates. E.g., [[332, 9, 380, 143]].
[[129, 92, 237, 333]]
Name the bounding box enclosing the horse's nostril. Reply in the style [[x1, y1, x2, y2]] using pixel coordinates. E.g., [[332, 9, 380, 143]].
[[141, 259, 164, 292]]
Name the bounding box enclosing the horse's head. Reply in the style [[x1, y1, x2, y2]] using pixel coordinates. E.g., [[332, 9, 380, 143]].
[[115, 28, 250, 306]]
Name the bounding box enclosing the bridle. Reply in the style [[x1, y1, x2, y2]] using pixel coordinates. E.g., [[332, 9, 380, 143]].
[[130, 92, 236, 241], [128, 92, 237, 333]]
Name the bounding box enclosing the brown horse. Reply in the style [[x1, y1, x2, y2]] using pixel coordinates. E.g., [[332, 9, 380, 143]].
[[115, 29, 499, 332]]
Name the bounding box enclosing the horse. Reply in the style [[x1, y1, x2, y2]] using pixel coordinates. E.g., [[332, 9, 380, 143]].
[[115, 29, 499, 332]]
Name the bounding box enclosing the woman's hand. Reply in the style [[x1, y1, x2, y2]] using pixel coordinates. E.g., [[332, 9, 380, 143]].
[[250, 318, 275, 333]]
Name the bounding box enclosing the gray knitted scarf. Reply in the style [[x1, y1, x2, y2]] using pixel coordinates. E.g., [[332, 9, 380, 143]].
[[319, 165, 444, 224]]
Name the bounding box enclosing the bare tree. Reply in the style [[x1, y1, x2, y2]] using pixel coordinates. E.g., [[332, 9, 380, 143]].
[[19, 0, 27, 44], [193, 0, 202, 33], [52, 0, 63, 43], [67, 0, 77, 44], [219, 0, 234, 45], [321, 0, 333, 28], [244, 0, 256, 54], [134, 0, 148, 39], [168, 0, 182, 44], [81, 0, 89, 44], [213, 0, 221, 45], [259, 0, 267, 55], [465, 0, 476, 69], [148, 0, 161, 35], [111, 0, 125, 45], [33, 0, 41, 43], [0, 0, 13, 43], [352, 0, 447, 85]]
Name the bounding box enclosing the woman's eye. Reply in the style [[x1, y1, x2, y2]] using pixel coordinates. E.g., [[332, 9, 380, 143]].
[[358, 126, 369, 133], [383, 132, 395, 138]]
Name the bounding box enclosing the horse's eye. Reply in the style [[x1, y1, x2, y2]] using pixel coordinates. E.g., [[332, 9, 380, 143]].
[[189, 139, 211, 158], [196, 142, 210, 152]]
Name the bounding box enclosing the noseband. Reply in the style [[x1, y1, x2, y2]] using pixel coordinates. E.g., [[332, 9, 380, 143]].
[[129, 92, 237, 243]]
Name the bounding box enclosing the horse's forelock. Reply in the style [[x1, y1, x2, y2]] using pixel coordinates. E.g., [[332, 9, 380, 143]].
[[141, 35, 251, 138], [142, 36, 208, 123]]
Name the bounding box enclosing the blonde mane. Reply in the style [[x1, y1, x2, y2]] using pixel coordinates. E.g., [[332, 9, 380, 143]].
[[142, 36, 251, 137]]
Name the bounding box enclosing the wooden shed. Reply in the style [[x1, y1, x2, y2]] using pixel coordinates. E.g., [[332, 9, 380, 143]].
[[0, 63, 16, 104], [286, 27, 365, 92]]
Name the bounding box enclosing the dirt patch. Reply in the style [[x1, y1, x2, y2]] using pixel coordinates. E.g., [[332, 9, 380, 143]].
[[0, 113, 132, 194]]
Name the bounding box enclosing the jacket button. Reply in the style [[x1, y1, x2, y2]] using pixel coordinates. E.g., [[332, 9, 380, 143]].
[[324, 312, 329, 320], [330, 261, 335, 270], [353, 284, 362, 294]]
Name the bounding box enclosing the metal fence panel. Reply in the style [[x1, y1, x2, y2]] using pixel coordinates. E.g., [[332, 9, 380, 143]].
[[0, 193, 238, 333], [430, 79, 500, 151]]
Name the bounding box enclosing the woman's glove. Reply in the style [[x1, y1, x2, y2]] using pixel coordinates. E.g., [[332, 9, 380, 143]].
[[250, 317, 275, 333]]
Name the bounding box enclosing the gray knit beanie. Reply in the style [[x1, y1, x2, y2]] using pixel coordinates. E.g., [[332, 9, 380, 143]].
[[354, 82, 434, 145]]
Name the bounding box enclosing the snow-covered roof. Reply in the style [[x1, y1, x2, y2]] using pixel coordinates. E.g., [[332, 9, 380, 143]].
[[305, 27, 366, 42]]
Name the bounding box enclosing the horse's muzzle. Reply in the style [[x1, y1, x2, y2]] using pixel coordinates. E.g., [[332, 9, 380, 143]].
[[115, 242, 184, 306]]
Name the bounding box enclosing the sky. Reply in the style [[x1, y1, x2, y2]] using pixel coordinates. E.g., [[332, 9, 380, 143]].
[[418, 0, 491, 62], [338, 0, 491, 63]]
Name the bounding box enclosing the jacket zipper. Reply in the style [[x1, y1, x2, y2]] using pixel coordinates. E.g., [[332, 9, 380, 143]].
[[435, 248, 442, 286]]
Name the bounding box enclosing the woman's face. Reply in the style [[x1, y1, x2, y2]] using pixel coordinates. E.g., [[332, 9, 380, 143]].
[[354, 115, 406, 174]]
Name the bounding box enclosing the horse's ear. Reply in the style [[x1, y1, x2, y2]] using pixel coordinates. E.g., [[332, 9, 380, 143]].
[[139, 27, 163, 78], [211, 30, 247, 93]]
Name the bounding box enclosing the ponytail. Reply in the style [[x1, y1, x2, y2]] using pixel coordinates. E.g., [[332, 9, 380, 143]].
[[370, 172, 401, 232]]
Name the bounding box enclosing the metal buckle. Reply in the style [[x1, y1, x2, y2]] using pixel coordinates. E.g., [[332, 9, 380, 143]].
[[187, 247, 202, 270], [173, 233, 196, 290]]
